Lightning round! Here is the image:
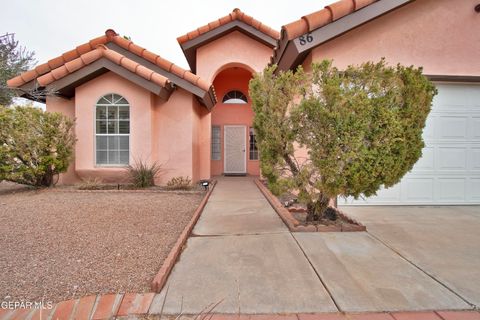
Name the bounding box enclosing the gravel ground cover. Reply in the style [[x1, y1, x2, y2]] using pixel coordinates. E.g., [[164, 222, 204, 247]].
[[0, 182, 204, 304]]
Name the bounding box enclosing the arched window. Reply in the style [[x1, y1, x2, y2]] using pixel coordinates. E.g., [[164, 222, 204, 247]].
[[222, 90, 248, 104], [95, 94, 130, 165]]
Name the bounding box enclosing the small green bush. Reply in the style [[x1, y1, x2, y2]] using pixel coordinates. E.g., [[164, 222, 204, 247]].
[[166, 176, 192, 190], [127, 159, 162, 188]]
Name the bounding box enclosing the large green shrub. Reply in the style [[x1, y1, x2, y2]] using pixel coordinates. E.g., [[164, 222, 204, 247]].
[[249, 60, 437, 221], [0, 106, 75, 186]]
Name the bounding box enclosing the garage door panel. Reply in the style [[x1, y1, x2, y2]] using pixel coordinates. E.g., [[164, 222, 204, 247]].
[[403, 178, 434, 202], [470, 179, 480, 201], [469, 148, 480, 170], [436, 116, 468, 139], [435, 84, 480, 106], [472, 117, 480, 138], [437, 147, 467, 170], [343, 83, 480, 205], [438, 178, 466, 201]]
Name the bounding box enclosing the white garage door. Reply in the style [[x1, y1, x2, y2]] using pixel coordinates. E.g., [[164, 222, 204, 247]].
[[343, 83, 480, 205]]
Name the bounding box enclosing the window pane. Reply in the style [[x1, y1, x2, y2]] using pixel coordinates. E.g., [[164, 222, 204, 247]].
[[95, 95, 129, 165], [98, 97, 110, 104], [108, 136, 119, 150], [96, 136, 107, 150], [96, 106, 107, 120], [107, 120, 118, 134], [107, 107, 117, 120], [96, 151, 108, 164], [117, 97, 129, 105], [119, 151, 129, 164], [96, 121, 107, 134], [119, 136, 129, 150], [108, 151, 119, 164], [211, 126, 221, 160], [118, 106, 129, 119], [119, 121, 130, 134], [222, 90, 247, 104]]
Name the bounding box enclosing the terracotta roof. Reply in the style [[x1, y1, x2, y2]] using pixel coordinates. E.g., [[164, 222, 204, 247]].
[[8, 29, 211, 92], [177, 8, 280, 44], [35, 46, 170, 89], [282, 0, 378, 40]]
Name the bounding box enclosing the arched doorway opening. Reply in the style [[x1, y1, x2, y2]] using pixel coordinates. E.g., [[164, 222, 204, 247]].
[[210, 66, 259, 176]]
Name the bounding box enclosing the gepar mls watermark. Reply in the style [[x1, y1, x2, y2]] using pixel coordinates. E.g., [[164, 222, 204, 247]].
[[1, 300, 53, 310]]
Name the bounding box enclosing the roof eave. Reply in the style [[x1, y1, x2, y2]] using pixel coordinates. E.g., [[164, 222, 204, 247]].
[[42, 58, 173, 100], [274, 0, 414, 72]]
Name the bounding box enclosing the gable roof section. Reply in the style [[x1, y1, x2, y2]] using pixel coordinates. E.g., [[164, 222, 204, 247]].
[[272, 0, 413, 72], [177, 8, 280, 73], [8, 30, 216, 109]]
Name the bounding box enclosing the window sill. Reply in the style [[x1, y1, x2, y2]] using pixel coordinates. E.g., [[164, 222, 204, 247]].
[[94, 165, 130, 168]]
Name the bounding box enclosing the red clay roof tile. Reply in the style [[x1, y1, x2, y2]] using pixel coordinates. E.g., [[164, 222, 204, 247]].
[[105, 29, 118, 40], [64, 58, 84, 73], [327, 0, 355, 21], [19, 69, 38, 83], [170, 64, 187, 79], [281, 0, 379, 40], [36, 47, 170, 89], [34, 63, 50, 75], [51, 65, 69, 81], [136, 65, 154, 81], [37, 72, 56, 87], [303, 9, 333, 32], [79, 49, 103, 65], [177, 8, 279, 45], [75, 43, 93, 55], [8, 29, 212, 96], [141, 50, 158, 63], [128, 43, 146, 56], [154, 56, 173, 72], [109, 35, 210, 91], [47, 56, 65, 70], [62, 49, 80, 63], [7, 75, 25, 88], [88, 35, 108, 49]]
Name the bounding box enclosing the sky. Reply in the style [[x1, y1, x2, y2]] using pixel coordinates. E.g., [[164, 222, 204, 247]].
[[2, 0, 333, 70]]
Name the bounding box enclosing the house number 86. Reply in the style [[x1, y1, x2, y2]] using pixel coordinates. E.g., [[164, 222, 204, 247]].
[[299, 33, 313, 45]]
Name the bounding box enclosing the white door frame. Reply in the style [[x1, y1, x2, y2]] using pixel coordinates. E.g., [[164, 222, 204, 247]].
[[223, 125, 247, 174]]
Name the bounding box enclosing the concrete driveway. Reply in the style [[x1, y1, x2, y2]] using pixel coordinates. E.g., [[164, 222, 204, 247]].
[[342, 205, 480, 307], [149, 178, 478, 314]]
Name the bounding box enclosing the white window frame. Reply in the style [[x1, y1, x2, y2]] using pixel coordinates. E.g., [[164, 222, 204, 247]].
[[94, 94, 130, 167]]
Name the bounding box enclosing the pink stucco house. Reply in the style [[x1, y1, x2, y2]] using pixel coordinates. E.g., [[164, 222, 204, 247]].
[[8, 0, 480, 205]]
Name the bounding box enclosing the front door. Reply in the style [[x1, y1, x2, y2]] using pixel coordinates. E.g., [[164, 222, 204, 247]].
[[224, 125, 246, 174]]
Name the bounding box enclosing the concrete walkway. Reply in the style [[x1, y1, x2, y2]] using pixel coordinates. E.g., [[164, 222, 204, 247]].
[[149, 177, 476, 315]]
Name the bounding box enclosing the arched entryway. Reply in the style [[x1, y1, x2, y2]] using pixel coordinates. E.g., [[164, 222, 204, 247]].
[[210, 66, 259, 176]]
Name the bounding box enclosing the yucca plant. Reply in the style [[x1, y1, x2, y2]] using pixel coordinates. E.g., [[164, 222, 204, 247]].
[[127, 158, 163, 188]]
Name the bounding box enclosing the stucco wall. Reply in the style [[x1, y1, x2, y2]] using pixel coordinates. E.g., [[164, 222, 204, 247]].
[[307, 0, 480, 76], [74, 71, 154, 182], [196, 30, 273, 83], [192, 97, 211, 181], [153, 88, 207, 184], [45, 96, 80, 184]]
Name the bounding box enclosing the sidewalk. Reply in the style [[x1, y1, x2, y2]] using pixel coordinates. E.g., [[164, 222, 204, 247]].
[[148, 177, 473, 314]]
